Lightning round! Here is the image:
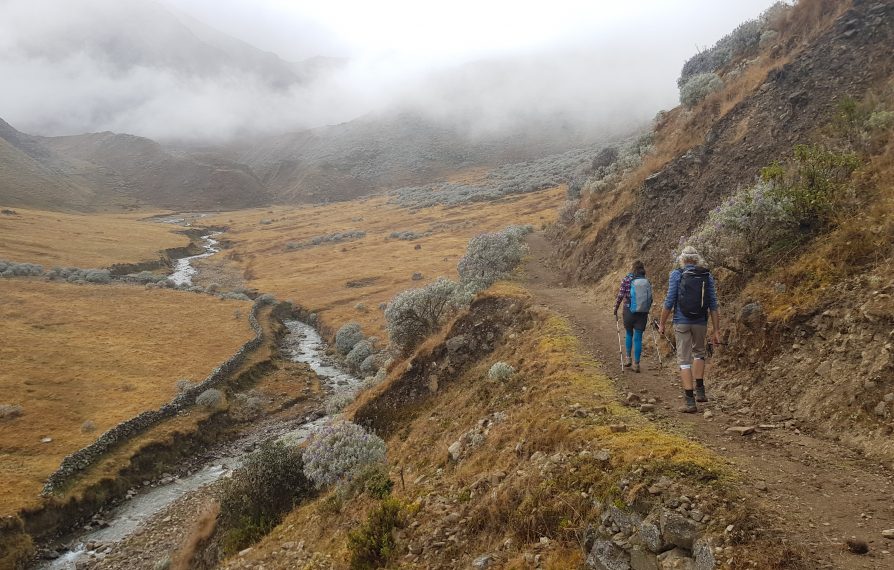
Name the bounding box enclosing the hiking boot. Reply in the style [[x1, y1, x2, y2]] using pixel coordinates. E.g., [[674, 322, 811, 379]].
[[624, 357, 632, 368], [679, 394, 698, 413], [633, 362, 641, 373], [695, 385, 708, 402]]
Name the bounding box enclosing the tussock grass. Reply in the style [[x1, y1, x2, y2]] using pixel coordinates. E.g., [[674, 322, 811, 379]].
[[0, 280, 253, 515], [0, 207, 189, 267]]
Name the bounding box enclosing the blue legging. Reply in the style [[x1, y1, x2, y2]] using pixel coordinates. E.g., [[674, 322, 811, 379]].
[[625, 329, 643, 362]]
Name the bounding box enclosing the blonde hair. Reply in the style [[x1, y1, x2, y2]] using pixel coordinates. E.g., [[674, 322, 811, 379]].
[[678, 245, 704, 267]]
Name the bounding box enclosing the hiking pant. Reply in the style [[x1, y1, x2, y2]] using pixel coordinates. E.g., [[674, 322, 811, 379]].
[[674, 323, 707, 367], [623, 307, 646, 362], [625, 329, 643, 362]]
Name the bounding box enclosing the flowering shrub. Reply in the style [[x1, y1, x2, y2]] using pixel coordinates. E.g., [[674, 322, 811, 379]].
[[335, 322, 365, 355], [488, 362, 515, 381], [687, 180, 794, 274], [457, 227, 528, 291], [385, 278, 466, 352], [680, 73, 723, 108], [325, 391, 357, 415], [303, 421, 387, 488]]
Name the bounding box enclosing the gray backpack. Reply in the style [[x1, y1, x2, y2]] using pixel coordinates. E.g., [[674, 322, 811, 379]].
[[629, 277, 653, 313]]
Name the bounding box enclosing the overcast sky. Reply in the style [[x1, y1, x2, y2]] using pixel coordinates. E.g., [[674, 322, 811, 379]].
[[0, 0, 782, 141]]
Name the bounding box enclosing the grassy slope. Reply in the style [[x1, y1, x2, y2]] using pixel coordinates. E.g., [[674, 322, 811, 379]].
[[202, 189, 563, 339], [0, 280, 253, 515], [0, 208, 189, 268], [223, 286, 798, 569]]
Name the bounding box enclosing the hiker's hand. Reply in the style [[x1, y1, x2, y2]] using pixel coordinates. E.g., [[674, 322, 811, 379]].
[[712, 331, 721, 347], [658, 322, 665, 335]]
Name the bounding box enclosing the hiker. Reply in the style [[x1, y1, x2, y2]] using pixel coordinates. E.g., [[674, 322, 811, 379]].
[[657, 246, 720, 413], [613, 260, 652, 373]]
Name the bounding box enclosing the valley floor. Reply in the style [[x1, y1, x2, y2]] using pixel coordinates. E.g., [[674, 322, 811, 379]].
[[524, 233, 894, 570]]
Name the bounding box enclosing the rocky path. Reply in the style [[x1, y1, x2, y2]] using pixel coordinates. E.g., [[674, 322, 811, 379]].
[[524, 233, 894, 570]]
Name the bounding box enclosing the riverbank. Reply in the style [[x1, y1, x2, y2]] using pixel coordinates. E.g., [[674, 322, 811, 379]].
[[31, 316, 364, 570]]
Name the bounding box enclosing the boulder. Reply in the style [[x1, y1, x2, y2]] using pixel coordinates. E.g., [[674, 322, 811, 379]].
[[637, 518, 668, 553], [657, 548, 695, 569], [693, 538, 716, 570], [587, 539, 631, 570], [630, 547, 659, 570], [659, 510, 700, 550]]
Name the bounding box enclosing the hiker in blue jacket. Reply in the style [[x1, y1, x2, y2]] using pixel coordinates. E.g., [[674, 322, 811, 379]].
[[614, 260, 652, 373], [657, 246, 721, 413]]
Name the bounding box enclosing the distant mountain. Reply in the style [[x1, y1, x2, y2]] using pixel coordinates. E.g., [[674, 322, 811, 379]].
[[0, 118, 122, 211], [225, 112, 610, 203], [0, 118, 268, 211], [41, 132, 269, 211]]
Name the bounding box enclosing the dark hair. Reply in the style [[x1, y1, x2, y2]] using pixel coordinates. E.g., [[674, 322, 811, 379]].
[[631, 260, 645, 277]]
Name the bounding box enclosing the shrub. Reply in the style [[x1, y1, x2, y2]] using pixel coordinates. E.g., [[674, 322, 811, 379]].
[[0, 404, 23, 420], [347, 498, 413, 570], [457, 228, 528, 291], [335, 322, 365, 355], [354, 302, 368, 313], [130, 271, 166, 284], [678, 13, 770, 87], [759, 29, 779, 49], [81, 420, 96, 433], [488, 362, 515, 381], [687, 180, 795, 274], [346, 340, 374, 372], [360, 353, 381, 376], [384, 278, 466, 352], [255, 293, 276, 305], [865, 110, 894, 132], [760, 144, 861, 229], [680, 73, 723, 107], [303, 421, 387, 489], [221, 292, 251, 301], [285, 231, 366, 250], [196, 389, 227, 412], [84, 269, 111, 284], [325, 391, 357, 415], [0, 261, 43, 278], [232, 394, 265, 420], [175, 378, 195, 392], [557, 200, 579, 225], [219, 441, 313, 554]]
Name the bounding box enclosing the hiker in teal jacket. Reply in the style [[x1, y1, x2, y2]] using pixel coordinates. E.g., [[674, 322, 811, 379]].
[[614, 260, 650, 373], [658, 246, 721, 413]]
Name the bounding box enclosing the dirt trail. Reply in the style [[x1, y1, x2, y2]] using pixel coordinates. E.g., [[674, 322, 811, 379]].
[[524, 233, 894, 569]]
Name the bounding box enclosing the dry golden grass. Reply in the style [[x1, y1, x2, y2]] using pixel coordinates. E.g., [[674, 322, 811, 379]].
[[0, 207, 189, 267], [202, 190, 563, 338], [0, 280, 253, 515]]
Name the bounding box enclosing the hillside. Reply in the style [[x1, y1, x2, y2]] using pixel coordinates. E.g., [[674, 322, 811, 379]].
[[221, 112, 611, 204], [0, 118, 131, 211], [549, 0, 894, 460], [41, 132, 269, 211]]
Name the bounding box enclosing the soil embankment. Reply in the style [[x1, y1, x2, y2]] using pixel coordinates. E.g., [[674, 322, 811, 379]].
[[525, 232, 894, 569]]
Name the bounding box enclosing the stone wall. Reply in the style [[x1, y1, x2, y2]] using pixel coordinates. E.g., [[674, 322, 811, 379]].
[[40, 297, 273, 496]]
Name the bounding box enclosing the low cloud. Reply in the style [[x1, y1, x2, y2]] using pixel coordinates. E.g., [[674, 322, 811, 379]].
[[0, 0, 777, 142]]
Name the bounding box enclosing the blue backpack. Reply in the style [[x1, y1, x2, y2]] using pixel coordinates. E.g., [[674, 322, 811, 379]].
[[629, 277, 653, 313]]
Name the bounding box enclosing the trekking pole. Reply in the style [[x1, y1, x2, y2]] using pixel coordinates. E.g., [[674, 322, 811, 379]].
[[649, 318, 663, 371], [614, 317, 625, 374]]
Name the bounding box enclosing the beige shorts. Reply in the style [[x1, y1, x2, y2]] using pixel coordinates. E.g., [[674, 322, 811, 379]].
[[674, 323, 707, 367]]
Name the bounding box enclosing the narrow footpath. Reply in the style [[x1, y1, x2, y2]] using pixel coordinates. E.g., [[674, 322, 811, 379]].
[[524, 233, 894, 570]]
